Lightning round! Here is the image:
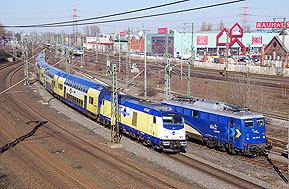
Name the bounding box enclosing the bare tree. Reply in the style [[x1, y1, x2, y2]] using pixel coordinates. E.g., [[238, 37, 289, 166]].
[[207, 22, 213, 31], [0, 23, 6, 37], [83, 25, 100, 36], [218, 77, 274, 113], [217, 20, 225, 31], [200, 21, 207, 32]]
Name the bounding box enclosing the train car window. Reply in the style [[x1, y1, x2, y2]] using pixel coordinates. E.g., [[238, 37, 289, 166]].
[[209, 114, 217, 122], [257, 119, 264, 127], [219, 116, 227, 125], [132, 112, 138, 126], [176, 107, 183, 113], [231, 119, 234, 126], [184, 109, 191, 116], [89, 97, 94, 105], [245, 120, 254, 128], [102, 100, 105, 105], [200, 112, 208, 120], [153, 116, 156, 124], [192, 110, 199, 118]]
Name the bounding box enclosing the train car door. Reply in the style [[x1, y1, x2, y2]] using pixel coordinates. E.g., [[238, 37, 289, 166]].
[[148, 115, 157, 136], [228, 118, 235, 143], [84, 95, 87, 109], [64, 86, 66, 99]]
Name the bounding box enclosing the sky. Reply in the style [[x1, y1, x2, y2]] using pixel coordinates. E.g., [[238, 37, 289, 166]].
[[1, 0, 289, 34]]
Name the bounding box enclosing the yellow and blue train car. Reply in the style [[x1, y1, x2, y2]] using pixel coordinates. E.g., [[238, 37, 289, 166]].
[[163, 96, 269, 156]]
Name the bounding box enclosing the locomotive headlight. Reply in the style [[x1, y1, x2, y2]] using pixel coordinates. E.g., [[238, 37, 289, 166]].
[[246, 134, 249, 137]]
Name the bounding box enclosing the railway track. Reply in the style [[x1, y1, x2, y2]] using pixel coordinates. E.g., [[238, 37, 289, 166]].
[[3, 58, 188, 188], [167, 153, 264, 188], [2, 64, 85, 188]]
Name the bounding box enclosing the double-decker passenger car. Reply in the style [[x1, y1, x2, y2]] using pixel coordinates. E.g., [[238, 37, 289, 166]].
[[163, 96, 269, 156]]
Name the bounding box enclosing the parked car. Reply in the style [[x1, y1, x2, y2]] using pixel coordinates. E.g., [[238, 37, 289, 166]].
[[238, 56, 250, 62]]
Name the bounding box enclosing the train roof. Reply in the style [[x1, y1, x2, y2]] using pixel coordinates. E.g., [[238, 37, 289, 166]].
[[63, 74, 107, 89], [36, 53, 108, 90], [120, 95, 172, 112], [163, 96, 264, 119]]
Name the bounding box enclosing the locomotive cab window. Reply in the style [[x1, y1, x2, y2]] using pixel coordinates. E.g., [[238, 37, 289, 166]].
[[257, 119, 264, 127], [153, 116, 156, 124], [162, 113, 183, 125], [245, 120, 254, 128], [192, 110, 198, 118]]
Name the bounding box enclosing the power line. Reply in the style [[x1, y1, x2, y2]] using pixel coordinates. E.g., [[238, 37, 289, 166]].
[[3, 0, 189, 28], [3, 0, 245, 28]]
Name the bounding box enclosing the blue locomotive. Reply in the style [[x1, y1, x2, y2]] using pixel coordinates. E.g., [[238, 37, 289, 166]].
[[35, 53, 186, 152], [163, 96, 269, 156]]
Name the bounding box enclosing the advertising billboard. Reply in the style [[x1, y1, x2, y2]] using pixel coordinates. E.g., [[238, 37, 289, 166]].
[[197, 36, 208, 45], [158, 28, 167, 34], [252, 36, 262, 44]]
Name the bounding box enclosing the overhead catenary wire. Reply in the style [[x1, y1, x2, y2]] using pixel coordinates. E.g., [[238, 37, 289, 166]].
[[3, 0, 244, 28], [2, 0, 189, 28]]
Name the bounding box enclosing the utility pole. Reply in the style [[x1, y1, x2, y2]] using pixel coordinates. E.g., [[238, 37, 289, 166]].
[[143, 26, 147, 99], [61, 30, 65, 56], [281, 18, 286, 75], [80, 34, 84, 68], [55, 34, 58, 58], [128, 28, 131, 68], [126, 28, 131, 85], [187, 23, 194, 97], [106, 47, 110, 76], [23, 38, 29, 85], [65, 47, 70, 74], [225, 29, 229, 76], [95, 34, 98, 62], [12, 33, 17, 61], [31, 37, 35, 58], [287, 111, 289, 173], [118, 29, 121, 72], [43, 49, 46, 90], [111, 64, 120, 143], [164, 28, 170, 100]]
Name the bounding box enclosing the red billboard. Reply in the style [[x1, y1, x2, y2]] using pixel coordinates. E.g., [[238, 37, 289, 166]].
[[256, 22, 289, 28], [158, 28, 167, 34], [197, 36, 208, 45], [120, 32, 126, 36], [252, 36, 262, 44]]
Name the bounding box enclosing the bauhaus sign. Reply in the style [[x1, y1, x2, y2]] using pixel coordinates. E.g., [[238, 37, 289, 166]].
[[256, 22, 289, 28]]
